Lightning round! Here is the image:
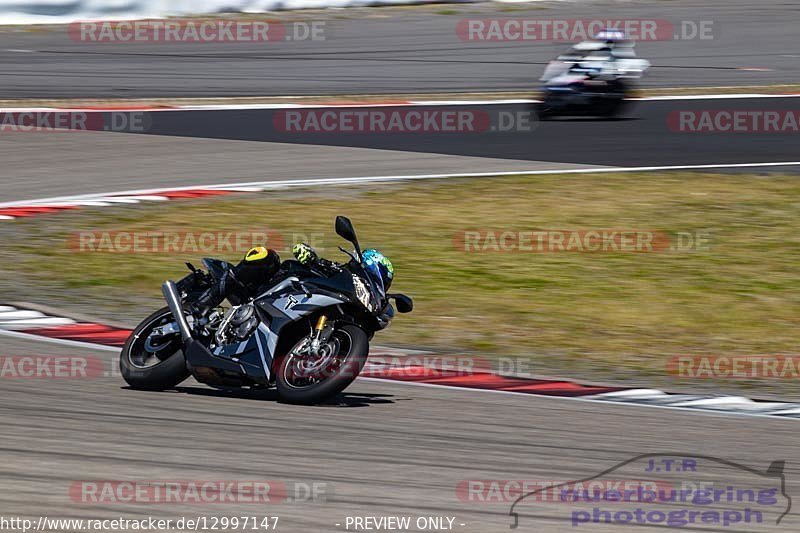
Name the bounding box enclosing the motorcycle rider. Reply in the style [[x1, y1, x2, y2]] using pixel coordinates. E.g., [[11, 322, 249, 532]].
[[542, 29, 645, 82], [191, 245, 281, 314], [293, 242, 395, 292], [192, 242, 394, 313]]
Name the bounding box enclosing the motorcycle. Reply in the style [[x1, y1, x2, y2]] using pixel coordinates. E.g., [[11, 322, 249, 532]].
[[537, 31, 650, 119], [120, 216, 413, 404]]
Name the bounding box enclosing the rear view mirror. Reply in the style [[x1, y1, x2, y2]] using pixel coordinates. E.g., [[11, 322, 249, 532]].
[[390, 294, 413, 313], [335, 215, 361, 257], [335, 216, 357, 243]]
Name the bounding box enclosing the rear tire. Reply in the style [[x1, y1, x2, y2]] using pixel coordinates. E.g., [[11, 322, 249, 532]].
[[120, 307, 191, 391], [275, 324, 369, 404], [599, 80, 629, 117]]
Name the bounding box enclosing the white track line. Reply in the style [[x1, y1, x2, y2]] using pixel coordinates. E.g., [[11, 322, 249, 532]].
[[633, 93, 800, 101], [0, 310, 46, 320], [2, 93, 800, 114], [631, 93, 800, 102], [4, 161, 800, 210], [410, 94, 800, 105]]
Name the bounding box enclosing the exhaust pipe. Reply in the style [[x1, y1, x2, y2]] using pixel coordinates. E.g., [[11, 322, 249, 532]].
[[162, 281, 193, 341]]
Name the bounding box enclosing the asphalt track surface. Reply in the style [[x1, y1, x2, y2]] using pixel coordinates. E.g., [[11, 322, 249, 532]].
[[3, 334, 800, 533], [3, 96, 800, 203], [3, 3, 800, 531], [135, 97, 800, 166], [0, 0, 799, 98]]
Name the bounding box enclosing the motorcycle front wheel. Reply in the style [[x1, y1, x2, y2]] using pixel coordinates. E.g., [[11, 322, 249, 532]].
[[275, 323, 369, 404], [120, 306, 191, 390]]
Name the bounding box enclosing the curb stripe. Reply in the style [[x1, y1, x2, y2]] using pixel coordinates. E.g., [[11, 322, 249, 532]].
[[586, 389, 800, 417], [1, 304, 799, 418], [361, 364, 620, 396], [0, 306, 129, 346], [0, 189, 232, 219], [26, 326, 131, 346], [4, 161, 800, 220]]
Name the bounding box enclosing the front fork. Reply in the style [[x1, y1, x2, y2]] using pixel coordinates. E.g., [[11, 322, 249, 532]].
[[309, 315, 332, 355]]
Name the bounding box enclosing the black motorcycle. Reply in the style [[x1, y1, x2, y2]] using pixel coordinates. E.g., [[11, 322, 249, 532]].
[[536, 33, 649, 119], [120, 216, 413, 404], [537, 77, 631, 120]]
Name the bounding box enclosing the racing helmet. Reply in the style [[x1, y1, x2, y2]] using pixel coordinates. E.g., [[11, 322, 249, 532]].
[[361, 249, 394, 291], [236, 246, 281, 291], [593, 29, 627, 45]]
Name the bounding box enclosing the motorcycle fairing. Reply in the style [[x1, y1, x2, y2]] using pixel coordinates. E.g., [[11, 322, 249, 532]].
[[209, 323, 276, 382], [184, 325, 273, 385], [184, 283, 347, 386]]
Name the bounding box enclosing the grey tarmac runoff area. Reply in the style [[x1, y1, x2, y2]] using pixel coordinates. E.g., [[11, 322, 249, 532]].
[[0, 0, 797, 97], [2, 334, 799, 533], [0, 130, 603, 204]]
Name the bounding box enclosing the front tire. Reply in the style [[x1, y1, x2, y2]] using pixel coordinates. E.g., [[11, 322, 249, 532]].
[[535, 99, 557, 120], [120, 306, 191, 390], [275, 324, 369, 404]]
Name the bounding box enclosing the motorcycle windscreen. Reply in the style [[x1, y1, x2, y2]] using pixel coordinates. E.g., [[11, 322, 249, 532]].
[[363, 262, 387, 298], [202, 257, 234, 279]]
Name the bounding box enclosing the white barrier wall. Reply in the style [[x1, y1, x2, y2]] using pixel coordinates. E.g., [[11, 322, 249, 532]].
[[0, 0, 478, 24]]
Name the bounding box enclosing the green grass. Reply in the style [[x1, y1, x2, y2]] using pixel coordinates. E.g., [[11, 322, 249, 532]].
[[3, 171, 800, 393]]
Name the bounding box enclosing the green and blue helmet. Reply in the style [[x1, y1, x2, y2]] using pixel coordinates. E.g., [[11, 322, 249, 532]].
[[362, 249, 394, 291]]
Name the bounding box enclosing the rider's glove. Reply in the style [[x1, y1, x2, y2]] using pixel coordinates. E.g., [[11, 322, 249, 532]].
[[293, 242, 318, 265]]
